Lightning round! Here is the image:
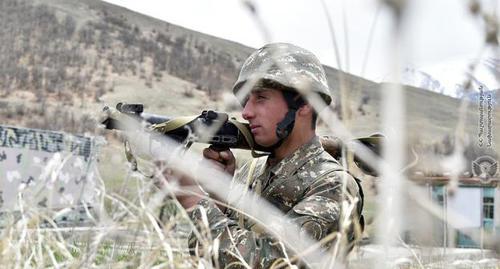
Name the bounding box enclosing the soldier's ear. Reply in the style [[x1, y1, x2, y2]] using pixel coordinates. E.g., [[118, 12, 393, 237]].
[[297, 104, 313, 116]]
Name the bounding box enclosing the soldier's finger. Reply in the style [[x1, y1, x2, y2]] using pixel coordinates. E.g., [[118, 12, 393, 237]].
[[211, 159, 226, 169], [202, 147, 220, 161], [218, 150, 234, 161]]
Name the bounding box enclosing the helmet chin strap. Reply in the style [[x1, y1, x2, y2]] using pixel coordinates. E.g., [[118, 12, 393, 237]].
[[267, 91, 304, 156], [267, 109, 297, 155], [276, 109, 297, 139]]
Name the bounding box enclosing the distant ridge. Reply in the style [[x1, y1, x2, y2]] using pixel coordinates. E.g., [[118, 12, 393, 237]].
[[0, 0, 498, 153]]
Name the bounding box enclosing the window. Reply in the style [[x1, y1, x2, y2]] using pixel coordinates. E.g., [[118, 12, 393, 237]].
[[482, 188, 495, 230], [457, 232, 478, 248], [431, 185, 445, 205], [431, 185, 446, 247]]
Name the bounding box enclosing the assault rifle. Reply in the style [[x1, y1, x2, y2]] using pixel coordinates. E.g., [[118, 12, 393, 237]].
[[101, 103, 269, 155], [101, 103, 383, 176]]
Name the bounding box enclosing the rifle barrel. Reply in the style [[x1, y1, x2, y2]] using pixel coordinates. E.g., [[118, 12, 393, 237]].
[[141, 113, 170, 125]]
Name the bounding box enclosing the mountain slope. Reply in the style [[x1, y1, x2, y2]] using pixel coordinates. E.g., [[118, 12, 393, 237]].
[[1, 0, 498, 155]]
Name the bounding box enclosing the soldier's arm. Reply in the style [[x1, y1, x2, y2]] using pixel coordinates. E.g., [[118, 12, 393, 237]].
[[285, 170, 363, 251], [188, 198, 285, 269], [188, 160, 282, 268], [187, 171, 362, 268]]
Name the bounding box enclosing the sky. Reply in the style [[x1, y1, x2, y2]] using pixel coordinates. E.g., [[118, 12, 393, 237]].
[[103, 0, 499, 96]]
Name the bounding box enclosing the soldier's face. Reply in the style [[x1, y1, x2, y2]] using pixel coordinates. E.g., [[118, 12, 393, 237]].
[[242, 88, 288, 147]]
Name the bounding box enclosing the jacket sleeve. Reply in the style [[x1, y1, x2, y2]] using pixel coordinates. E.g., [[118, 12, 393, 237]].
[[285, 170, 363, 251], [187, 170, 362, 268], [188, 199, 288, 269]]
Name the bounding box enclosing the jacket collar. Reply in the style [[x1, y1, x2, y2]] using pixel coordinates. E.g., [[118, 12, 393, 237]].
[[267, 136, 323, 177]]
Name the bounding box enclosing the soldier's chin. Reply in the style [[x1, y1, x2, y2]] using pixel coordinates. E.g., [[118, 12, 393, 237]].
[[254, 136, 278, 148]]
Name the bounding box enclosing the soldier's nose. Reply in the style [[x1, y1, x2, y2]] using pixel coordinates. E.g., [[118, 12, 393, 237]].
[[242, 101, 255, 120]]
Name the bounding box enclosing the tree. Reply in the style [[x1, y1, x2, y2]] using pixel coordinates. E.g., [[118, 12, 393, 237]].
[[62, 15, 76, 39]]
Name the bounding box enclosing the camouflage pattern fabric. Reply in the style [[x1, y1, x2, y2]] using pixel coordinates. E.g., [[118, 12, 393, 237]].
[[189, 136, 363, 268]]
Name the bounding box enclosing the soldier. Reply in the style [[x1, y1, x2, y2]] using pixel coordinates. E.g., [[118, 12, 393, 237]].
[[173, 43, 364, 268]]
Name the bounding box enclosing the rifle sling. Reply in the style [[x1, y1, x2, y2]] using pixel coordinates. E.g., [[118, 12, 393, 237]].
[[150, 116, 198, 134], [228, 118, 267, 158], [152, 116, 267, 158]]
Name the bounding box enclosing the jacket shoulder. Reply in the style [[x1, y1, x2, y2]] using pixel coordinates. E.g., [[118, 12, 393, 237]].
[[296, 151, 344, 180]]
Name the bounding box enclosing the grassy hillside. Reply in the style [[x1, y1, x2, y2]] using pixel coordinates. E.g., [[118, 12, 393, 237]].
[[0, 0, 498, 175], [0, 1, 498, 267]]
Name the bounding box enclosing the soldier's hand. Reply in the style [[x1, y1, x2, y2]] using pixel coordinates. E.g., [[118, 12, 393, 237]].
[[158, 164, 206, 209], [202, 147, 236, 176]]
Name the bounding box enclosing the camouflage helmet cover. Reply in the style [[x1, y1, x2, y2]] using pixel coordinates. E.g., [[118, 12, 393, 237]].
[[233, 43, 332, 106]]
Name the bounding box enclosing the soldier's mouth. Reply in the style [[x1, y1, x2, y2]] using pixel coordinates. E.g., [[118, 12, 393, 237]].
[[250, 125, 261, 134]]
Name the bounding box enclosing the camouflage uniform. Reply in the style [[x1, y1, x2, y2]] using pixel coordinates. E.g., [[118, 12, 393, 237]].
[[189, 136, 363, 268]]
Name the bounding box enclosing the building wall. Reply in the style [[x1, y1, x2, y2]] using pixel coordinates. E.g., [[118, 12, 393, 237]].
[[0, 125, 98, 210], [403, 184, 498, 248], [448, 187, 482, 229]]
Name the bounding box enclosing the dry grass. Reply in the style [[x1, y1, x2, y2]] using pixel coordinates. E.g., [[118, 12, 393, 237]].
[[1, 0, 499, 268]]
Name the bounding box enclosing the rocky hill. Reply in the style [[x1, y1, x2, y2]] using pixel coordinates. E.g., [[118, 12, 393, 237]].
[[0, 0, 375, 130], [0, 0, 498, 174]]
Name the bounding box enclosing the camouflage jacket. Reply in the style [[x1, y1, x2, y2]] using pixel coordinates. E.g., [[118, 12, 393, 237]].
[[189, 136, 363, 268]]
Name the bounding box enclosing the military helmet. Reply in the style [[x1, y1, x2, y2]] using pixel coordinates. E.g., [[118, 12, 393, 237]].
[[233, 43, 332, 106]]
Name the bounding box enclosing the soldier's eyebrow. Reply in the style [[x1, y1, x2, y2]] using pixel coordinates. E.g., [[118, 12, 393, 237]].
[[252, 88, 273, 96]]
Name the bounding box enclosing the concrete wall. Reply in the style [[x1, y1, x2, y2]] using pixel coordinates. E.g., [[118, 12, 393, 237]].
[[448, 187, 482, 229], [0, 125, 98, 210]]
